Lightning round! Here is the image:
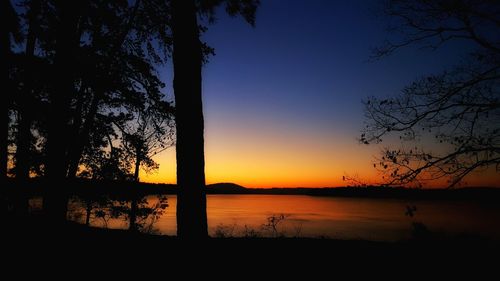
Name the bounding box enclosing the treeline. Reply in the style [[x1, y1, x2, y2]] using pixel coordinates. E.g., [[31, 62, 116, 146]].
[[3, 0, 175, 184], [208, 186, 500, 201], [2, 1, 260, 237], [2, 178, 176, 196], [2, 0, 178, 219]]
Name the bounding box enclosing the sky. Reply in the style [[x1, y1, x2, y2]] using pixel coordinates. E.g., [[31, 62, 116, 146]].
[[142, 0, 499, 187]]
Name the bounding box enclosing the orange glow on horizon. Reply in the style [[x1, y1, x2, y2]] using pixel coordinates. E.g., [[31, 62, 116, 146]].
[[140, 123, 500, 188]]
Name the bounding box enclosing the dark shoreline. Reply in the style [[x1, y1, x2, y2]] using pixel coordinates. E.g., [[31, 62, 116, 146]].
[[3, 179, 500, 267], [3, 178, 499, 202], [5, 217, 499, 264]]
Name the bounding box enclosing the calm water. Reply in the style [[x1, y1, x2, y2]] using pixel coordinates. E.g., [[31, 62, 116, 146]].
[[59, 195, 500, 241]]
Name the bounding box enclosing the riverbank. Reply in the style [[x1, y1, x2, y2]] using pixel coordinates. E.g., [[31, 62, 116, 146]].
[[5, 215, 498, 254], [4, 214, 498, 277], [3, 178, 500, 201]]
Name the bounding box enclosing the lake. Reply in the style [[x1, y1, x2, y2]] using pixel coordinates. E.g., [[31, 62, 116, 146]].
[[59, 194, 500, 241]]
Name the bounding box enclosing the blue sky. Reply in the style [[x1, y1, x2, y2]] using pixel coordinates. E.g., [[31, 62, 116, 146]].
[[149, 0, 479, 186], [201, 0, 467, 134]]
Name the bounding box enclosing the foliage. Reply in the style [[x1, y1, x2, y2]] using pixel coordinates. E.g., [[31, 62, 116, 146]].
[[7, 0, 176, 181], [67, 194, 169, 234], [197, 0, 260, 63], [361, 0, 500, 187]]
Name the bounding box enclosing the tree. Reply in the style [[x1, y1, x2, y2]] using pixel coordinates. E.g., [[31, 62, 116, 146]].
[[112, 90, 174, 232], [170, 0, 259, 238], [5, 0, 259, 236], [15, 0, 40, 182], [8, 0, 42, 215], [361, 0, 500, 187], [3, 0, 174, 221], [63, 0, 163, 179], [43, 0, 84, 221], [1, 0, 21, 183], [170, 0, 207, 239], [118, 102, 175, 182], [1, 0, 21, 216]]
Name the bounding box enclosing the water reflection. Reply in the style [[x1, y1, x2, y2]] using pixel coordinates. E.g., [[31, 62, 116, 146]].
[[53, 194, 500, 241], [66, 195, 169, 234]]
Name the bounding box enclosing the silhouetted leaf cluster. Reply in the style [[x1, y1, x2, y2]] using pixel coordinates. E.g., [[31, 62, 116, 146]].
[[6, 0, 176, 182]]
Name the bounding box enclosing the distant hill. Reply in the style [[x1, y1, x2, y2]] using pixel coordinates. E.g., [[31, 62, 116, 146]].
[[206, 183, 246, 193], [9, 178, 499, 200], [205, 184, 500, 201]]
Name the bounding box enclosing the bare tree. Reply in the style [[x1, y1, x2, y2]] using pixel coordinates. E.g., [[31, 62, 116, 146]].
[[361, 0, 500, 187]]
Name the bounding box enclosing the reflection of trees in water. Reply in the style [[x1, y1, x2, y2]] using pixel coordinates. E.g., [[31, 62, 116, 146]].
[[67, 195, 168, 234]]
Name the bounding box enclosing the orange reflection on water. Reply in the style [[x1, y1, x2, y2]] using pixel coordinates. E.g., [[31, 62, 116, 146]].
[[64, 195, 500, 241]]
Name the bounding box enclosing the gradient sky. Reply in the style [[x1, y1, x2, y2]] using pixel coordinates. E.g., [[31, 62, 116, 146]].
[[142, 0, 499, 187]]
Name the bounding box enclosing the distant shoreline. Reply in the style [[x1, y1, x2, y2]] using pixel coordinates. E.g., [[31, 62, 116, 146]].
[[3, 179, 500, 201]]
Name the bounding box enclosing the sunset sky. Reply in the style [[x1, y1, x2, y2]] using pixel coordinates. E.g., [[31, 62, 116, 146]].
[[142, 0, 499, 187]]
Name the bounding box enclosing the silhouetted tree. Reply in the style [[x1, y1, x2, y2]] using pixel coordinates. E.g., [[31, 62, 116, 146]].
[[0, 1, 19, 215], [120, 111, 174, 182], [6, 0, 259, 235], [1, 0, 21, 183], [2, 0, 177, 224], [63, 0, 160, 179], [170, 0, 207, 238], [15, 0, 40, 182], [43, 0, 85, 222], [172, 0, 259, 239], [114, 98, 174, 232], [9, 0, 43, 215], [361, 0, 500, 187]]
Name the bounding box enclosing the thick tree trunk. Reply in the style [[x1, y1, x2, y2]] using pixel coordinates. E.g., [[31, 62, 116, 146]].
[[171, 0, 208, 239], [1, 0, 17, 185], [16, 0, 39, 181], [66, 92, 101, 178], [44, 0, 81, 223], [14, 0, 40, 216], [2, 1, 18, 216], [0, 38, 7, 182]]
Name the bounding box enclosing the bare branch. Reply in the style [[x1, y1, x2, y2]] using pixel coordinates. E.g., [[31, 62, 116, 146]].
[[362, 0, 500, 187]]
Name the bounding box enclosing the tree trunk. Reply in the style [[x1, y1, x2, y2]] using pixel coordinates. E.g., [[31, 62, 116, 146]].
[[14, 98, 31, 215], [16, 107, 32, 181], [66, 91, 101, 178], [85, 200, 92, 226], [171, 0, 208, 239], [133, 144, 141, 182], [129, 145, 142, 231], [16, 0, 39, 181], [129, 198, 138, 232], [66, 1, 140, 179], [44, 0, 81, 223], [14, 0, 40, 216], [1, 0, 17, 185], [2, 1, 18, 217]]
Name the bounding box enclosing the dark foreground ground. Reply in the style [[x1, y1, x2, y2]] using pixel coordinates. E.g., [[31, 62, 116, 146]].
[[4, 215, 498, 273]]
